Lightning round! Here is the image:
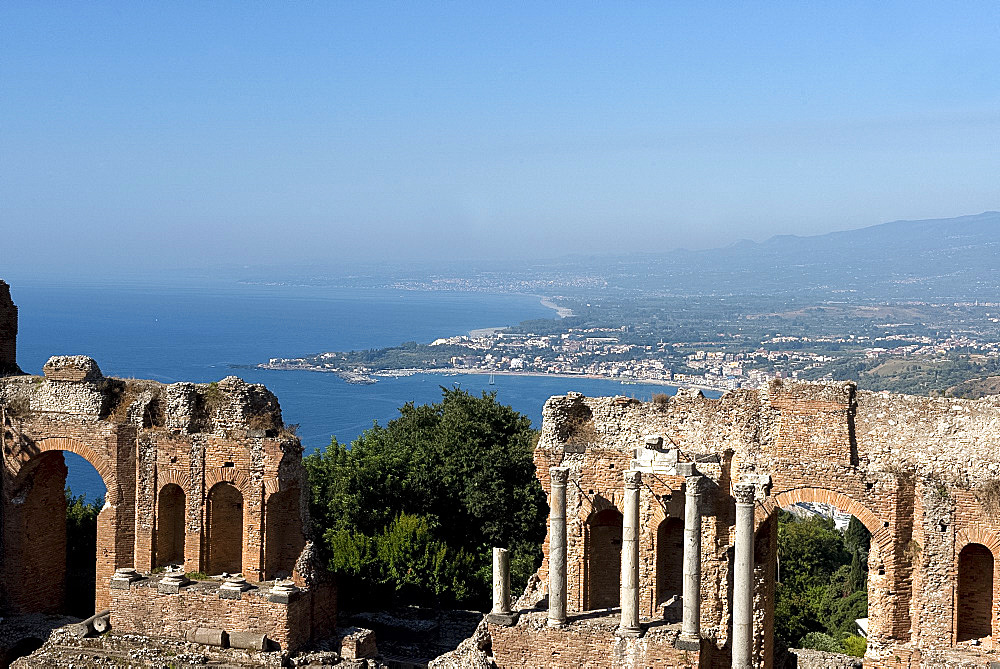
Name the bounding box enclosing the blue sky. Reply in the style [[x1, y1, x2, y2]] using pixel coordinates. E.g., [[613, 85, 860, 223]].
[[2, 2, 998, 273]]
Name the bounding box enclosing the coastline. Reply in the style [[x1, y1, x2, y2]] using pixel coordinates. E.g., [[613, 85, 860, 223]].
[[257, 362, 723, 394], [381, 368, 722, 393], [537, 295, 574, 318]]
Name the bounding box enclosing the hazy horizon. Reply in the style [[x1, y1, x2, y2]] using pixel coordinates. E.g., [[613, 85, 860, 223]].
[[3, 3, 998, 277]]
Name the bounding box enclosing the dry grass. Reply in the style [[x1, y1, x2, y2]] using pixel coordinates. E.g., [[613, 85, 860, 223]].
[[565, 418, 600, 448]]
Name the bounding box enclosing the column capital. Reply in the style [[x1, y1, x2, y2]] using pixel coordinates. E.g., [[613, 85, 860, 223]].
[[684, 474, 704, 496], [549, 466, 570, 485], [734, 481, 756, 505], [624, 469, 642, 488]]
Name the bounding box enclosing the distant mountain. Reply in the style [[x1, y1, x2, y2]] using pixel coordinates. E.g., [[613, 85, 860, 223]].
[[620, 211, 1000, 301]]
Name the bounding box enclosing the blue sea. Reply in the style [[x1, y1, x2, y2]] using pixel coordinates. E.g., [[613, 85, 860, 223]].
[[11, 279, 683, 500]]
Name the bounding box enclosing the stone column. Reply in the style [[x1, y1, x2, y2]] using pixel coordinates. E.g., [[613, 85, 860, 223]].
[[548, 466, 570, 627], [732, 482, 757, 669], [618, 470, 642, 637], [487, 547, 518, 625], [678, 474, 703, 650]]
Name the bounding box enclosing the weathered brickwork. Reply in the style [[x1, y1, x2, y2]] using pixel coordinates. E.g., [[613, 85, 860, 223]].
[[490, 610, 707, 668], [109, 574, 335, 651], [0, 283, 335, 655], [491, 383, 1000, 668]]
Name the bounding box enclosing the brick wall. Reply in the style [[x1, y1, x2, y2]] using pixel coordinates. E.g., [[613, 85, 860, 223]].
[[110, 576, 326, 651], [490, 615, 705, 668], [0, 358, 332, 649]]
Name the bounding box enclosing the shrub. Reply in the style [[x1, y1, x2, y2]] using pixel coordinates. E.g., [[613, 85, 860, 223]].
[[798, 631, 841, 653], [841, 634, 867, 657]]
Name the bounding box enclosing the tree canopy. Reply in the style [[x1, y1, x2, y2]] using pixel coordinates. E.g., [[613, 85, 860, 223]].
[[775, 510, 870, 657], [305, 387, 547, 609]]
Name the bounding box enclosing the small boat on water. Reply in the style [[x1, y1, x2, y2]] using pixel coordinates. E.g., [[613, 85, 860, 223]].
[[489, 373, 495, 385]]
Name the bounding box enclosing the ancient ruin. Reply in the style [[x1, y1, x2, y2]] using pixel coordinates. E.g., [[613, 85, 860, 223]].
[[9, 275, 1000, 668], [0, 280, 338, 663], [484, 385, 1000, 668]]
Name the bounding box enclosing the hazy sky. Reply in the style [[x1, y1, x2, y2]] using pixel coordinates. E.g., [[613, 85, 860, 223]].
[[2, 2, 998, 274]]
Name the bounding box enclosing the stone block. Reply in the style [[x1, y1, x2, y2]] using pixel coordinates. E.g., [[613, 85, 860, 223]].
[[337, 626, 377, 660], [674, 462, 697, 477], [486, 611, 519, 626]]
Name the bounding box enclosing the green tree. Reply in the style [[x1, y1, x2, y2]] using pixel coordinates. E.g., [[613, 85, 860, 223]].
[[774, 509, 870, 655], [65, 488, 103, 617], [305, 387, 547, 610]]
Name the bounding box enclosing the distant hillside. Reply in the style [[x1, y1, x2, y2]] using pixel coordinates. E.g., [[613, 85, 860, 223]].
[[609, 211, 1000, 301], [947, 375, 1000, 399]]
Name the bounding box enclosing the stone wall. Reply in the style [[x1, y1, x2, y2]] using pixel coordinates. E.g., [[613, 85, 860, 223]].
[[493, 382, 1000, 668]]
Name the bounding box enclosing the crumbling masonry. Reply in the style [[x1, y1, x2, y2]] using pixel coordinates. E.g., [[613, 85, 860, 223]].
[[0, 280, 334, 654], [487, 385, 1000, 668]]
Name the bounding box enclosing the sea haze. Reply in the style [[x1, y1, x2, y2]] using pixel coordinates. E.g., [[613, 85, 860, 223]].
[[12, 279, 680, 500]]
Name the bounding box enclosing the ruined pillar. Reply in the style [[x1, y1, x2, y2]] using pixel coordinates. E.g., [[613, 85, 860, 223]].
[[732, 482, 756, 669], [548, 466, 570, 627], [679, 474, 703, 649], [618, 470, 642, 637], [488, 547, 517, 625], [0, 280, 22, 375]]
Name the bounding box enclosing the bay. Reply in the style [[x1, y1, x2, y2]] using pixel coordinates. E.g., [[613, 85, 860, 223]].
[[10, 279, 683, 500]]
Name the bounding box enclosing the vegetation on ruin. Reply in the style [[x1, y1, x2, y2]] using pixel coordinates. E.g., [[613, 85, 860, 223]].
[[774, 510, 870, 657], [65, 487, 103, 617], [305, 387, 547, 610]]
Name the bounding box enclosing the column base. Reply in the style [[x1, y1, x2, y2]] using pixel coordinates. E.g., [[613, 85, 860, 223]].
[[674, 636, 700, 651], [615, 625, 643, 638], [487, 611, 519, 626], [547, 618, 566, 628]]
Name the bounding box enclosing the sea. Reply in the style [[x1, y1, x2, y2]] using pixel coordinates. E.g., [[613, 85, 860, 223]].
[[11, 278, 687, 501]]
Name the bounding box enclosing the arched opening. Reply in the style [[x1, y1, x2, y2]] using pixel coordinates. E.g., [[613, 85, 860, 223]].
[[155, 483, 186, 568], [656, 517, 684, 620], [767, 504, 871, 662], [957, 543, 994, 642], [205, 481, 243, 575], [2, 450, 107, 618], [584, 507, 623, 610], [264, 487, 304, 580]]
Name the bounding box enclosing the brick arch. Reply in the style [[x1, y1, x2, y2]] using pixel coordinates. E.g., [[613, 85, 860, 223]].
[[956, 527, 1000, 558], [15, 436, 114, 490], [156, 469, 190, 496], [205, 466, 253, 498], [755, 486, 893, 553]]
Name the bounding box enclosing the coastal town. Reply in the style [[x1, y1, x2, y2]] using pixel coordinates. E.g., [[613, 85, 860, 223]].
[[260, 315, 1000, 396]]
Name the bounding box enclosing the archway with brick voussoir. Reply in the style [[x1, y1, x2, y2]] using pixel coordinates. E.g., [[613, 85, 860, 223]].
[[753, 486, 896, 667], [2, 436, 121, 616]]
